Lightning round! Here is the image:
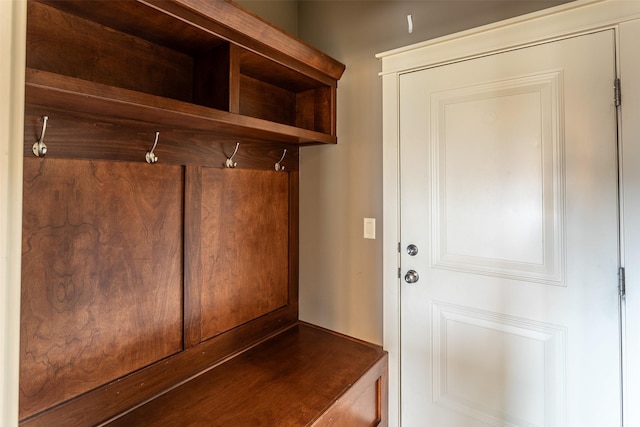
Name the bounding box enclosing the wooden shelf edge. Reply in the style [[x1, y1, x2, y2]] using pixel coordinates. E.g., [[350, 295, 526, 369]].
[[25, 69, 337, 146]]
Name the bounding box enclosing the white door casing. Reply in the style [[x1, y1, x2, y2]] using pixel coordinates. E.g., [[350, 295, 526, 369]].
[[399, 30, 619, 426], [379, 1, 640, 426]]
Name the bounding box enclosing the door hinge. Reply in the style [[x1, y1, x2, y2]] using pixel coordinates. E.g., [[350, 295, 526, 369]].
[[614, 78, 621, 107], [619, 267, 626, 298], [397, 243, 401, 279]]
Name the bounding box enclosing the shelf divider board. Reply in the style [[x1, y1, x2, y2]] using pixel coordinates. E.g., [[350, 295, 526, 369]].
[[229, 44, 242, 114]]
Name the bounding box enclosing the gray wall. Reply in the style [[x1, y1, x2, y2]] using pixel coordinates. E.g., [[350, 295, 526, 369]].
[[238, 0, 570, 345], [235, 1, 298, 35], [296, 1, 569, 345]]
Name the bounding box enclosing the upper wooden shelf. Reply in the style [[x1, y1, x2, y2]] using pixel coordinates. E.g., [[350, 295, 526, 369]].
[[39, 0, 345, 84], [26, 0, 345, 146], [26, 68, 337, 145]]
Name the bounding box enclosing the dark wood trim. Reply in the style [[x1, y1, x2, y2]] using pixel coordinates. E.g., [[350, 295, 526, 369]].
[[183, 165, 203, 348], [330, 86, 338, 136], [229, 44, 241, 114], [311, 352, 388, 426], [19, 158, 186, 420], [196, 168, 290, 341], [289, 170, 300, 316]]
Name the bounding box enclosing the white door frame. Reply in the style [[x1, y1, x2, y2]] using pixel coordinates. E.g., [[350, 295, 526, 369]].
[[378, 1, 640, 425], [1, 0, 26, 426]]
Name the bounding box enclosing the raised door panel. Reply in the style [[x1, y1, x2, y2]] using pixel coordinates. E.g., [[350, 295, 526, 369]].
[[20, 158, 184, 420], [199, 168, 289, 340], [430, 72, 564, 284]]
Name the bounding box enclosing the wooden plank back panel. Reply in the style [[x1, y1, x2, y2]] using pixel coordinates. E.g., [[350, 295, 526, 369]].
[[20, 158, 184, 420], [239, 74, 297, 127], [23, 107, 301, 171], [199, 168, 289, 340]]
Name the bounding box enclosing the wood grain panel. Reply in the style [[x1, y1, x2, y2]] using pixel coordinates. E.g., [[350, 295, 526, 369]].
[[23, 107, 301, 170], [20, 310, 297, 427], [20, 158, 184, 420], [315, 86, 334, 135], [199, 168, 289, 340], [287, 170, 300, 319], [239, 74, 297, 126], [183, 165, 203, 348], [296, 89, 316, 132], [312, 355, 389, 426], [296, 87, 334, 135], [27, 1, 194, 101], [229, 44, 242, 114]]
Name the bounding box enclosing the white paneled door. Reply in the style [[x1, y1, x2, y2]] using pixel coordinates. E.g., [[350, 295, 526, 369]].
[[399, 30, 620, 426]]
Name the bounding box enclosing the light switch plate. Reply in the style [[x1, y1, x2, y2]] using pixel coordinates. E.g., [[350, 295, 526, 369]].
[[364, 218, 376, 239]]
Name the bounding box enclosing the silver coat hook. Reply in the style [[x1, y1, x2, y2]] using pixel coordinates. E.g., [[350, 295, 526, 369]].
[[32, 115, 48, 157], [275, 149, 287, 171], [145, 131, 159, 164], [225, 142, 240, 168]]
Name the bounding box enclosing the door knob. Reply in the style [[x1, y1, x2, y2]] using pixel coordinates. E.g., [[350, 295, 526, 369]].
[[407, 244, 418, 256], [404, 269, 419, 284]]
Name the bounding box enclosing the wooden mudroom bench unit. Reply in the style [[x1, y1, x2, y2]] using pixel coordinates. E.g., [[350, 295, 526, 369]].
[[106, 323, 388, 426], [19, 0, 388, 425]]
